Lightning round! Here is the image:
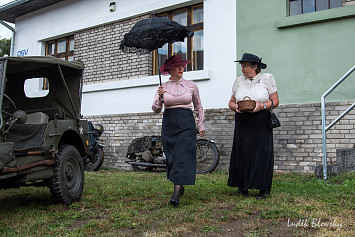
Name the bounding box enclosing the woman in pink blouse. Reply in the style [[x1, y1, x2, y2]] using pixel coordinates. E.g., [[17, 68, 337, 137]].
[[152, 55, 205, 206]]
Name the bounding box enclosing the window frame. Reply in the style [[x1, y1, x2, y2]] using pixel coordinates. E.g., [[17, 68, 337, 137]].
[[153, 3, 203, 75], [45, 35, 74, 61], [289, 0, 343, 16]]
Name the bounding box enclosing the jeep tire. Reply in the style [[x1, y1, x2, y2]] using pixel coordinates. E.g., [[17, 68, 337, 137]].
[[50, 145, 84, 205]]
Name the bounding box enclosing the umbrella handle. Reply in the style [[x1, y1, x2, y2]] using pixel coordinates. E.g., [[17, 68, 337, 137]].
[[159, 70, 164, 103]]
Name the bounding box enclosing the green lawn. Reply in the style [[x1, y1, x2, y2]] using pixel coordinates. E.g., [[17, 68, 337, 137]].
[[0, 170, 354, 236]]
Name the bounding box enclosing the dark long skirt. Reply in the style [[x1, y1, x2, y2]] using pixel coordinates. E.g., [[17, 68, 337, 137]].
[[228, 110, 274, 191], [162, 108, 196, 185]]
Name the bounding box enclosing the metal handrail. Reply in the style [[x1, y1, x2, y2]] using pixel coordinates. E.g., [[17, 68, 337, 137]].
[[321, 65, 355, 180]]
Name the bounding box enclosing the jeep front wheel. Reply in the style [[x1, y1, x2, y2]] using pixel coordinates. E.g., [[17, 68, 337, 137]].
[[50, 145, 84, 205]]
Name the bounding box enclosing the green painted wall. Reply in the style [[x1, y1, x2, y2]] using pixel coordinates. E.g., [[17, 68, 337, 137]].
[[236, 0, 355, 104]]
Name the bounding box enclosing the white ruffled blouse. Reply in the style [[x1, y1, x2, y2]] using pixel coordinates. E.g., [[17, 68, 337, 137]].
[[231, 73, 277, 103]]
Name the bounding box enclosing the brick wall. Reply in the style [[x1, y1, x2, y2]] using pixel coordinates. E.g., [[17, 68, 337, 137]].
[[74, 14, 152, 85], [85, 101, 355, 173], [343, 0, 355, 6]]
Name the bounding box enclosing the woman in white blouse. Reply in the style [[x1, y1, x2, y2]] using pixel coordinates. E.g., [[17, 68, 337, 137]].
[[228, 53, 279, 199]]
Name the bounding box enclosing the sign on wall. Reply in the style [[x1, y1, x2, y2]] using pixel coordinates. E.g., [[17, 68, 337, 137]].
[[17, 49, 29, 56]]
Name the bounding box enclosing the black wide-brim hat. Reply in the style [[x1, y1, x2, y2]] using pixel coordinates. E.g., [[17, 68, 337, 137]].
[[235, 53, 267, 69]]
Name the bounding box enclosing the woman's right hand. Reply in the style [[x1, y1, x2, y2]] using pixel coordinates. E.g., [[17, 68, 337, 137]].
[[235, 103, 242, 113], [157, 86, 164, 95], [229, 96, 242, 113]]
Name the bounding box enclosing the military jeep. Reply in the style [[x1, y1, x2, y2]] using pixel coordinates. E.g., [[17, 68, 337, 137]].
[[0, 56, 90, 205]]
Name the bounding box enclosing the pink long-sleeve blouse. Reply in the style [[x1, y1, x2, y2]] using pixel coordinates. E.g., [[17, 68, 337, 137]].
[[152, 78, 205, 131]]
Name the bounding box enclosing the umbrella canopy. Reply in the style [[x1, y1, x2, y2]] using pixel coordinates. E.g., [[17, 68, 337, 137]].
[[119, 16, 194, 101], [119, 17, 194, 54]]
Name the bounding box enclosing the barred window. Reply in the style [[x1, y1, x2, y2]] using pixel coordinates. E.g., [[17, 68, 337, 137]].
[[153, 4, 203, 75]]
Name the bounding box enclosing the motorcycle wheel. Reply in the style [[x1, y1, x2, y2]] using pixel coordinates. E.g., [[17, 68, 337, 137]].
[[196, 139, 220, 174], [84, 146, 104, 172]]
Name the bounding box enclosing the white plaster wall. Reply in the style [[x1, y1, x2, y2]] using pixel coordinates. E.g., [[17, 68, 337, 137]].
[[200, 0, 237, 110], [14, 0, 203, 55], [12, 0, 236, 115]]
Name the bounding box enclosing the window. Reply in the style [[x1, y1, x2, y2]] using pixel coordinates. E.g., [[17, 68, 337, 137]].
[[153, 4, 203, 75], [44, 36, 74, 89], [24, 78, 49, 98], [46, 36, 74, 61], [289, 0, 342, 16]]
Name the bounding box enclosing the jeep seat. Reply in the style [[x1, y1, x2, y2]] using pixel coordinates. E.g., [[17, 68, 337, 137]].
[[7, 113, 49, 150], [6, 124, 47, 150], [25, 107, 65, 120], [25, 112, 49, 124]]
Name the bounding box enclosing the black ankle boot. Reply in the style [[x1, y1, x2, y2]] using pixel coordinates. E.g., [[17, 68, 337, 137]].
[[256, 190, 267, 200], [170, 185, 184, 206], [238, 188, 249, 197], [170, 198, 179, 206]]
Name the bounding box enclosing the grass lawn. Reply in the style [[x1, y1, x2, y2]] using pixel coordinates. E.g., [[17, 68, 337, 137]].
[[0, 169, 354, 236]]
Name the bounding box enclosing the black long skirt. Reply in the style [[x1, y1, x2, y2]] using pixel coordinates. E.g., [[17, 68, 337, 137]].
[[162, 108, 196, 185], [228, 110, 274, 191]]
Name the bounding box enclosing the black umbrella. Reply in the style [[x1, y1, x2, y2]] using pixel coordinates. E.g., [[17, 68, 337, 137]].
[[119, 17, 194, 87]]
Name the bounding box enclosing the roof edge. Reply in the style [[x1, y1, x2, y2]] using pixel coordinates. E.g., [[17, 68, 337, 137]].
[[0, 0, 31, 11], [0, 0, 65, 23]]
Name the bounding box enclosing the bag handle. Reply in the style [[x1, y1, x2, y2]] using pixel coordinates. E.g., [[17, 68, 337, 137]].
[[270, 99, 274, 112]]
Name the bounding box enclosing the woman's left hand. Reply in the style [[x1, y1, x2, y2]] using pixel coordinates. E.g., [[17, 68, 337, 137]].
[[252, 102, 263, 113], [199, 130, 205, 137]]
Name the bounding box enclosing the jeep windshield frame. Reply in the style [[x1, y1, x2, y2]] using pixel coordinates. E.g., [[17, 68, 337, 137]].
[[0, 59, 7, 129], [0, 56, 85, 129]]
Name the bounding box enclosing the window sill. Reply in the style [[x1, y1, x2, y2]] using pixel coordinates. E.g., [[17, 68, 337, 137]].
[[83, 70, 211, 93], [277, 4, 355, 29]]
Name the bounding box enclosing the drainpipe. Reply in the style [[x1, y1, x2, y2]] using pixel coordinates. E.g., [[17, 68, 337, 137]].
[[0, 20, 15, 56]]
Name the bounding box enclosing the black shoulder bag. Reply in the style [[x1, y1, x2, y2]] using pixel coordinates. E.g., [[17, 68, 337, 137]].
[[270, 100, 281, 128]]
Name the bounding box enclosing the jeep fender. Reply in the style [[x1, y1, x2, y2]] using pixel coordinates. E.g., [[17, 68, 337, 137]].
[[58, 130, 88, 158]]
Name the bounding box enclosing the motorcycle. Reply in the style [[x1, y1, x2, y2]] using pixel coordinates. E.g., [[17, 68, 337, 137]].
[[126, 136, 220, 174], [84, 121, 105, 171]]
